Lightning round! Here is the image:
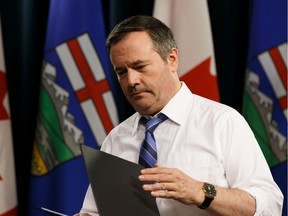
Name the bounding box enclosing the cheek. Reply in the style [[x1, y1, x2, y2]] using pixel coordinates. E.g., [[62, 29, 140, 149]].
[[119, 82, 127, 94], [118, 78, 127, 87], [119, 81, 132, 99]]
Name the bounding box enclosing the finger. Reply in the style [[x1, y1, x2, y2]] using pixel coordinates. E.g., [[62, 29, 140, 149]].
[[154, 163, 161, 168], [143, 182, 176, 192], [139, 172, 175, 183], [151, 190, 178, 199], [141, 166, 175, 175], [140, 167, 159, 174], [143, 182, 180, 200]]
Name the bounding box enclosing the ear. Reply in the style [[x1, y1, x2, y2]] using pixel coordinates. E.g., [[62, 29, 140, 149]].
[[167, 48, 179, 72]]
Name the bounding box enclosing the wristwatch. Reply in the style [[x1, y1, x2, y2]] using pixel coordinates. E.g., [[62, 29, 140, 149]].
[[198, 182, 217, 209]]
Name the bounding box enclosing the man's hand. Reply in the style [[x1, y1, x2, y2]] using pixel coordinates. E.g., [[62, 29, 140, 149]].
[[138, 164, 203, 205]]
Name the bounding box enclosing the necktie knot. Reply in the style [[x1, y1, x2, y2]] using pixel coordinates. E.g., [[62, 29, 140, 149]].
[[144, 114, 168, 133], [138, 113, 168, 168]]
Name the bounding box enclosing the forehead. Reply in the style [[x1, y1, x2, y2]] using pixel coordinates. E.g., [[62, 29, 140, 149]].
[[110, 31, 156, 65], [112, 31, 153, 49]]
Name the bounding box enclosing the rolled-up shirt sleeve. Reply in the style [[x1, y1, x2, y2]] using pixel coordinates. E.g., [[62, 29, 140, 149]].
[[243, 186, 283, 215], [220, 111, 284, 215]]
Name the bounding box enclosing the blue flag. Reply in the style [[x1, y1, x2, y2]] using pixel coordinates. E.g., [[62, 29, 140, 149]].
[[28, 0, 119, 215], [242, 0, 287, 215]]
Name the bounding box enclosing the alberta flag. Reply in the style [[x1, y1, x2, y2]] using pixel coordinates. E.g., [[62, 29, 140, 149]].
[[153, 0, 220, 102], [28, 0, 119, 215], [242, 0, 287, 215]]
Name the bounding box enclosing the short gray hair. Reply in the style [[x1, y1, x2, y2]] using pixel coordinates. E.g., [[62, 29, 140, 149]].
[[106, 15, 177, 62]]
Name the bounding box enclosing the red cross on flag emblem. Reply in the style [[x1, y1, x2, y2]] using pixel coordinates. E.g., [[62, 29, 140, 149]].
[[56, 33, 119, 146]]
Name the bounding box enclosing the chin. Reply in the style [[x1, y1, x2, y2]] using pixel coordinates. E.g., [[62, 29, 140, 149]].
[[133, 105, 149, 114]]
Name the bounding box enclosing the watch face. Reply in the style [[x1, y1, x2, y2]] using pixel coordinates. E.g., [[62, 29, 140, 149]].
[[203, 183, 216, 198]]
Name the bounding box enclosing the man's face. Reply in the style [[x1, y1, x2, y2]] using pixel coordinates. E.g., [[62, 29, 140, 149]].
[[110, 31, 180, 116]]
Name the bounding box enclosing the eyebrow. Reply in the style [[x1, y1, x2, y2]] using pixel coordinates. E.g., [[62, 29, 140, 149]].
[[131, 60, 146, 66], [115, 60, 149, 70]]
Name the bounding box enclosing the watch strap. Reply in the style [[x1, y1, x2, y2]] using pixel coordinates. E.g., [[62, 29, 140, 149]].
[[197, 182, 216, 210], [197, 196, 214, 209]]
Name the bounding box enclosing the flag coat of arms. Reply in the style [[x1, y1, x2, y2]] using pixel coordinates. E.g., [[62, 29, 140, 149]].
[[29, 1, 119, 215], [242, 0, 287, 215], [153, 0, 220, 102], [0, 16, 18, 216]]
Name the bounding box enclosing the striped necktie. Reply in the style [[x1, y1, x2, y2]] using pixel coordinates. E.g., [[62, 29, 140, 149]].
[[138, 114, 168, 168]]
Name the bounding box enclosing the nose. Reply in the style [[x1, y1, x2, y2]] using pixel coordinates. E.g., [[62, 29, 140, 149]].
[[127, 69, 140, 86]]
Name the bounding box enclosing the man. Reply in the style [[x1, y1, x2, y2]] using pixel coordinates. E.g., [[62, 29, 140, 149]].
[[77, 15, 283, 215]]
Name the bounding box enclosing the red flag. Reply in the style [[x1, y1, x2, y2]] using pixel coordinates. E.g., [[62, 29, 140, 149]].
[[153, 0, 220, 101], [0, 17, 18, 216]]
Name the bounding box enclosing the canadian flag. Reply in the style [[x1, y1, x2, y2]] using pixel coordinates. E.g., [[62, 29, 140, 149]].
[[0, 17, 18, 216], [153, 0, 220, 101]]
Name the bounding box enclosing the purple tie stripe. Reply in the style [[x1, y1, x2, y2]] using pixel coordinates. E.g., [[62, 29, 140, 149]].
[[139, 114, 168, 168]]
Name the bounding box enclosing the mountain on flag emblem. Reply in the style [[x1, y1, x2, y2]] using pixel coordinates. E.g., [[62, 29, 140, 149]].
[[243, 42, 287, 166], [29, 1, 118, 214], [31, 32, 119, 176]]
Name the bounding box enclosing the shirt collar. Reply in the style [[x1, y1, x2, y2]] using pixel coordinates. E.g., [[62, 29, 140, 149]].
[[132, 112, 143, 135], [160, 82, 193, 126], [132, 81, 193, 135]]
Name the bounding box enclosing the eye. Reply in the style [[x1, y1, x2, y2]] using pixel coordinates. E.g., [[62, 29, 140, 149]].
[[115, 69, 127, 76], [134, 64, 147, 71]]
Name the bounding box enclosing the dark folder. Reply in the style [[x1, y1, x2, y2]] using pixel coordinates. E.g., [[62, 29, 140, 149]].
[[80, 144, 160, 216]]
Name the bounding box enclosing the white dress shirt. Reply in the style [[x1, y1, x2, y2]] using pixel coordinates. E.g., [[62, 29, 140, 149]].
[[80, 82, 283, 216]]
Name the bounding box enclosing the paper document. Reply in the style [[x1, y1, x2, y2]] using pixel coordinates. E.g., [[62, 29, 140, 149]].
[[81, 144, 160, 216], [40, 207, 68, 216]]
